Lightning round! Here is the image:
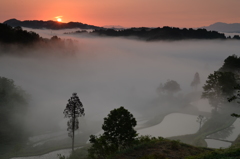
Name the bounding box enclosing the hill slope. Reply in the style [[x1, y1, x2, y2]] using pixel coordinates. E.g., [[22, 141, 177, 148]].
[[3, 19, 102, 30]]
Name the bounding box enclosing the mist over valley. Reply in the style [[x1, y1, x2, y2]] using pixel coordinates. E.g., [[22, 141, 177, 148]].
[[1, 26, 240, 159]]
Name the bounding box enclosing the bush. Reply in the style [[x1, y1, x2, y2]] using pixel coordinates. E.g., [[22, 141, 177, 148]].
[[170, 140, 181, 150], [186, 147, 240, 159]]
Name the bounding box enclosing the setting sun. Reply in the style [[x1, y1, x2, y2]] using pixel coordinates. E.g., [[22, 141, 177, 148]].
[[55, 16, 63, 22], [57, 18, 62, 22]]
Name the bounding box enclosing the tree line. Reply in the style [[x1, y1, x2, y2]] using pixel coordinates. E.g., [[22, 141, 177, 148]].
[[0, 23, 40, 44], [0, 23, 79, 56], [72, 27, 240, 41]]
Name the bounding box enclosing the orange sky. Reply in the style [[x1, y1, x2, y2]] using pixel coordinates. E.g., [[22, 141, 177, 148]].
[[1, 0, 240, 28]]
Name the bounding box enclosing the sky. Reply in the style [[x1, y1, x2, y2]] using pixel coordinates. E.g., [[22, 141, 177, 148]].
[[1, 0, 240, 28]]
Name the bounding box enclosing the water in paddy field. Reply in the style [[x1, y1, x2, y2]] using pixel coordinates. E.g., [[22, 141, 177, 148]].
[[11, 149, 72, 159], [205, 139, 232, 149], [11, 147, 82, 159], [205, 119, 240, 149], [138, 113, 199, 138]]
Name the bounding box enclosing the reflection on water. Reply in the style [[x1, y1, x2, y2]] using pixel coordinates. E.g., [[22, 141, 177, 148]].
[[31, 131, 82, 147], [207, 125, 234, 140], [225, 119, 240, 141], [138, 113, 199, 137], [205, 118, 240, 148], [29, 131, 67, 143]]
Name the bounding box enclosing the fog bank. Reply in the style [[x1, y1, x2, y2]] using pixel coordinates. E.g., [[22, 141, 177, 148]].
[[1, 28, 239, 134]]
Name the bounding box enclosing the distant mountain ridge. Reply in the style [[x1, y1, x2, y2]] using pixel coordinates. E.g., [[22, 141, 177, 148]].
[[202, 22, 240, 33], [3, 19, 102, 30]]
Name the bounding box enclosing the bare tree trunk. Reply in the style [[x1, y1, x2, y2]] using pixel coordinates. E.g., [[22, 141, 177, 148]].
[[72, 126, 75, 152], [72, 104, 76, 153]]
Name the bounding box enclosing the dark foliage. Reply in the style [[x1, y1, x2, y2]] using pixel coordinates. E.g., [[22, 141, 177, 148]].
[[187, 147, 240, 159], [88, 106, 137, 159], [157, 80, 181, 95], [233, 35, 240, 40], [102, 107, 137, 148], [0, 23, 79, 56], [219, 55, 240, 117], [202, 71, 237, 111], [0, 23, 40, 44], [228, 84, 240, 118], [89, 27, 228, 41], [219, 54, 240, 73]]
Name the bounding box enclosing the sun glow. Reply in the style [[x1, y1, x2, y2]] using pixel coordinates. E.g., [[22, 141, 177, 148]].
[[55, 16, 63, 22], [57, 18, 62, 22]]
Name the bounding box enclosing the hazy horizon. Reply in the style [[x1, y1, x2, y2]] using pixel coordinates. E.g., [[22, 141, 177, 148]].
[[1, 18, 240, 29], [1, 0, 240, 28]]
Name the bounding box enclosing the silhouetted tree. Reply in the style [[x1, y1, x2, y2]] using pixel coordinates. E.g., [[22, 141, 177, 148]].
[[50, 35, 61, 41], [202, 71, 237, 112], [191, 72, 200, 90], [90, 26, 227, 41], [159, 80, 181, 96], [63, 93, 85, 152], [233, 35, 240, 40], [0, 23, 40, 44], [196, 115, 207, 132], [219, 54, 240, 73], [88, 106, 137, 158]]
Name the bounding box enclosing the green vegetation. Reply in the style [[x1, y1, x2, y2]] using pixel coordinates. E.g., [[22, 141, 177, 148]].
[[67, 136, 213, 159], [186, 147, 240, 159], [65, 136, 240, 159]]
